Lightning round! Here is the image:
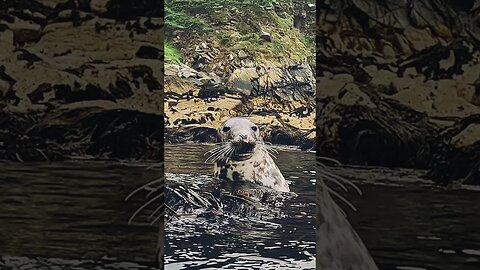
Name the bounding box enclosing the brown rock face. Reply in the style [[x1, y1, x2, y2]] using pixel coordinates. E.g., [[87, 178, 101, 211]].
[[164, 61, 315, 148]]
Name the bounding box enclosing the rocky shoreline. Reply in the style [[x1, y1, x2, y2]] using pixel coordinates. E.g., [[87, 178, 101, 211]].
[[0, 0, 317, 163], [163, 61, 316, 149], [0, 0, 478, 184]]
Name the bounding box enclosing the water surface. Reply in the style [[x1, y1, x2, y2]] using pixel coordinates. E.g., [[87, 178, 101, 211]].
[[0, 143, 479, 270], [164, 143, 316, 270]]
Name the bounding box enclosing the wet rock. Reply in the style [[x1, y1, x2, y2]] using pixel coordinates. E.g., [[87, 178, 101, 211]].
[[90, 0, 110, 13], [260, 30, 271, 42], [0, 0, 164, 161], [237, 50, 248, 60], [227, 61, 314, 103], [208, 72, 222, 84], [451, 124, 480, 149], [0, 29, 15, 59], [336, 83, 375, 108], [136, 45, 162, 59], [10, 21, 43, 45], [315, 0, 480, 181], [0, 79, 10, 97], [227, 68, 258, 95], [33, 0, 69, 9], [165, 64, 180, 76], [178, 65, 198, 78], [422, 115, 480, 185], [164, 57, 314, 148]]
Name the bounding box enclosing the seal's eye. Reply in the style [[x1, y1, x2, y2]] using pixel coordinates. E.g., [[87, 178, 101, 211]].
[[222, 126, 230, 132], [251, 126, 257, 131]]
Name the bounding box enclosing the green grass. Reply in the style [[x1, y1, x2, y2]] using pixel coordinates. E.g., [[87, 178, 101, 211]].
[[165, 0, 314, 65], [167, 0, 275, 9], [164, 41, 182, 64], [165, 0, 276, 32], [165, 5, 209, 31], [300, 34, 314, 47]]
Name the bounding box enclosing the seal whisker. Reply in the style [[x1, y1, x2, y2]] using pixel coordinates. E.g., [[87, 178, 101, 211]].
[[263, 146, 279, 156], [261, 144, 279, 154], [206, 143, 231, 154], [317, 171, 348, 192], [217, 145, 233, 159], [317, 156, 343, 166], [150, 212, 164, 226], [319, 167, 362, 195], [150, 205, 178, 226], [172, 188, 200, 207], [204, 143, 230, 156], [205, 149, 229, 161], [146, 162, 163, 170], [258, 145, 277, 159], [205, 146, 230, 160], [223, 146, 235, 163], [145, 185, 163, 199], [125, 177, 164, 201], [326, 186, 357, 212], [128, 193, 163, 225], [205, 146, 233, 163], [148, 204, 164, 220]]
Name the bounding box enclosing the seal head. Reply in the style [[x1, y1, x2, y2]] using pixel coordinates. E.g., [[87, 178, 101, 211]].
[[220, 117, 260, 161], [208, 117, 290, 192]]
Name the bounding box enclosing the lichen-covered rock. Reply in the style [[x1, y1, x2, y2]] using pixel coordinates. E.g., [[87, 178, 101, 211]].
[[164, 62, 315, 148]]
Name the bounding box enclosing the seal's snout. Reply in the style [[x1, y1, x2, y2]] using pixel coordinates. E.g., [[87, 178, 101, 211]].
[[233, 134, 256, 146], [232, 134, 256, 159]]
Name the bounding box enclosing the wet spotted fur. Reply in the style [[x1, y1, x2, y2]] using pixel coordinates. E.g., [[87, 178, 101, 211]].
[[209, 117, 290, 192]]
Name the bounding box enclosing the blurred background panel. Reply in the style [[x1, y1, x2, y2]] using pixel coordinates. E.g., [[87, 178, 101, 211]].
[[316, 1, 480, 269], [0, 0, 164, 269]]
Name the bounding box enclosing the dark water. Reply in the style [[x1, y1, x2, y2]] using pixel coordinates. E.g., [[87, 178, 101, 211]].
[[331, 166, 480, 270], [0, 160, 162, 269], [0, 143, 479, 270], [164, 144, 316, 270], [164, 144, 480, 270]]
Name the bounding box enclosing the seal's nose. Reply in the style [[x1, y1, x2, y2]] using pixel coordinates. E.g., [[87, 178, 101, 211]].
[[235, 134, 254, 144]]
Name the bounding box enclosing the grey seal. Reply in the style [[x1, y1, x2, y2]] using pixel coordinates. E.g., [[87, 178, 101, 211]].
[[205, 117, 290, 192]]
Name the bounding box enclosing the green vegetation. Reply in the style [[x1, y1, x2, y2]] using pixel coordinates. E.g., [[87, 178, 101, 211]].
[[165, 5, 209, 31], [165, 0, 275, 31], [165, 0, 314, 65], [164, 41, 182, 64], [166, 0, 275, 9], [300, 34, 315, 47]]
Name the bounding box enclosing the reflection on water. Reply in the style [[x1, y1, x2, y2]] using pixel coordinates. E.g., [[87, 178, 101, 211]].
[[165, 144, 480, 270], [0, 144, 479, 270], [164, 143, 317, 270], [0, 160, 162, 269]]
